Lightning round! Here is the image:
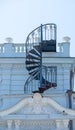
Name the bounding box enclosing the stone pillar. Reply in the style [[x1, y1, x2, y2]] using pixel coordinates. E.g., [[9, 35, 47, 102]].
[[56, 120, 62, 130], [7, 120, 12, 129], [56, 120, 69, 130], [14, 120, 21, 129], [62, 36, 71, 57], [63, 120, 69, 130]]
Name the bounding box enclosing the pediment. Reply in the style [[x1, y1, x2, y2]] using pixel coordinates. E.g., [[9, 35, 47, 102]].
[[15, 94, 58, 115], [0, 93, 75, 119]]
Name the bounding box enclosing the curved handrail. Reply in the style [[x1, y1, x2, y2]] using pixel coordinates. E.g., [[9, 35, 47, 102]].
[[24, 76, 35, 93], [24, 74, 40, 93], [26, 23, 56, 43], [24, 66, 47, 93], [25, 23, 57, 54]]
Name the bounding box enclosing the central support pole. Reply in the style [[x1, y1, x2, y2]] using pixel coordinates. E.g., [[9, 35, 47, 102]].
[[40, 24, 43, 88]]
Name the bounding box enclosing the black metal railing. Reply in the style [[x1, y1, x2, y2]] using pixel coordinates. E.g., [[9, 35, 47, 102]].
[[24, 23, 57, 94], [26, 23, 57, 54]]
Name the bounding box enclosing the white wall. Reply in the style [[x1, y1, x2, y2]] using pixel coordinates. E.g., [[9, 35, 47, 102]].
[[0, 42, 74, 95]]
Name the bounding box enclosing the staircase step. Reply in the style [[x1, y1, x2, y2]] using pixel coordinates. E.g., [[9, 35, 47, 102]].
[[26, 65, 39, 71], [33, 74, 40, 80], [29, 49, 41, 57], [28, 52, 40, 58], [33, 72, 40, 80], [27, 54, 40, 60], [29, 69, 38, 76], [26, 60, 40, 65], [28, 67, 39, 73], [29, 68, 40, 80], [34, 45, 41, 54], [26, 59, 40, 62]]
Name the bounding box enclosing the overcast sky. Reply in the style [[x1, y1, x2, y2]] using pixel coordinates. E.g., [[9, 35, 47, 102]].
[[0, 0, 75, 56]]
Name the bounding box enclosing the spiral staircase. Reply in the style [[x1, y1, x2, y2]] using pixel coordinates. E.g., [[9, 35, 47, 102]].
[[24, 23, 57, 94]]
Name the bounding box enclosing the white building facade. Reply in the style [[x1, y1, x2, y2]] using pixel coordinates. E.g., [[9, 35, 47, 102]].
[[0, 24, 75, 130]]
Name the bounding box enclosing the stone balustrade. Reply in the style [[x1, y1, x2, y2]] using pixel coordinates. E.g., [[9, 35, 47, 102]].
[[0, 43, 26, 57], [0, 38, 70, 57], [6, 119, 70, 130]]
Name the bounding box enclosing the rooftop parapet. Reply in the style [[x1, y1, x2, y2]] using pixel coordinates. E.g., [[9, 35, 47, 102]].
[[0, 36, 71, 57], [58, 36, 71, 57], [0, 37, 25, 57]]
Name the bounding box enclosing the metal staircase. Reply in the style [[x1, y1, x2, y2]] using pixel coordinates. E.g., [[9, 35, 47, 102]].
[[24, 23, 57, 94]]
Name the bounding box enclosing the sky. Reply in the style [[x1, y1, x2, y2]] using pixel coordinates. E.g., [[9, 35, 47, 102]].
[[0, 0, 75, 56]]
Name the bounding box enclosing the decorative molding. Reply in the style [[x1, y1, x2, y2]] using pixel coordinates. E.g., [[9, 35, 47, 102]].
[[63, 120, 69, 128], [0, 119, 70, 130], [56, 120, 69, 130], [32, 93, 42, 114], [0, 93, 75, 119], [62, 64, 71, 68], [14, 120, 21, 129], [7, 120, 12, 129]]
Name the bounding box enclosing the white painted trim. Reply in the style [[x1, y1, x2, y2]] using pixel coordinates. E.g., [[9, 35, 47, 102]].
[[0, 93, 75, 117]]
